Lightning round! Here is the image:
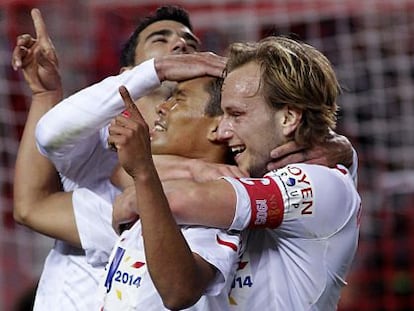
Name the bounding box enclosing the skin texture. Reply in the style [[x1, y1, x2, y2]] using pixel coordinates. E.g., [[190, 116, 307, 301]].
[[150, 77, 222, 159], [132, 20, 200, 65], [218, 61, 301, 177]]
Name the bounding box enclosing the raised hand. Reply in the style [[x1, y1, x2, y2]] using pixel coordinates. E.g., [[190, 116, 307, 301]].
[[11, 8, 61, 95], [108, 86, 153, 178], [154, 52, 227, 82]]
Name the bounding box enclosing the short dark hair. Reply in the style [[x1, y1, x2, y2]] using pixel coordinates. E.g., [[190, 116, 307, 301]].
[[204, 78, 224, 117], [120, 5, 193, 67]]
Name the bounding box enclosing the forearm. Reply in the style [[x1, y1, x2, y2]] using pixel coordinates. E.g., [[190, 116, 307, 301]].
[[153, 155, 193, 181], [136, 166, 212, 309], [14, 91, 62, 225], [111, 156, 193, 191], [35, 59, 160, 156], [165, 179, 236, 229]]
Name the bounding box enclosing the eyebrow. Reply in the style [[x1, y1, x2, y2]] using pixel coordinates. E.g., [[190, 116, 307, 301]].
[[174, 88, 187, 98], [144, 28, 200, 45]]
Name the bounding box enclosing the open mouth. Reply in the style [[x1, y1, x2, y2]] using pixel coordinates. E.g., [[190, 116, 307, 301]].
[[230, 145, 246, 160], [153, 120, 166, 132]]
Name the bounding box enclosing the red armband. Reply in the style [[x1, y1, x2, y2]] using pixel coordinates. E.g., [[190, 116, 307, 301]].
[[238, 177, 284, 229]]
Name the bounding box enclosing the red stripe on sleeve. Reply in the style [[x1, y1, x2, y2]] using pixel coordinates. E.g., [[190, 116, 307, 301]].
[[216, 235, 238, 252]]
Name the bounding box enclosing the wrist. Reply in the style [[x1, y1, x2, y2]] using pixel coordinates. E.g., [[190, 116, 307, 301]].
[[32, 88, 63, 100]]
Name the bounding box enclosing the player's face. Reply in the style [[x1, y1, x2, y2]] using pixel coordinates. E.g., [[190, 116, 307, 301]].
[[150, 77, 217, 158], [218, 61, 286, 177], [134, 20, 200, 64], [131, 20, 200, 129]]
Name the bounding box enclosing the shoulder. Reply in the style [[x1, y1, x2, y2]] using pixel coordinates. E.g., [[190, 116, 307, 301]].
[[268, 164, 360, 234]]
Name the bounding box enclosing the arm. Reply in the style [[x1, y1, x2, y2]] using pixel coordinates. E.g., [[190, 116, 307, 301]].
[[13, 8, 64, 228], [35, 58, 161, 159], [108, 87, 223, 309], [36, 52, 226, 160], [111, 154, 246, 190], [12, 9, 108, 247]]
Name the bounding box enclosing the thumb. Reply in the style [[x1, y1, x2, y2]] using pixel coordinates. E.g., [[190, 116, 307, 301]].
[[118, 86, 144, 122]]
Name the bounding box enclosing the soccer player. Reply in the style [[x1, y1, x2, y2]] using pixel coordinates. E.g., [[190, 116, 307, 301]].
[[30, 46, 248, 308], [110, 37, 362, 310], [12, 6, 219, 310]]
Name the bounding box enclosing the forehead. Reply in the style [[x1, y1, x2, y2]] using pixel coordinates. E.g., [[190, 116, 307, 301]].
[[222, 62, 262, 105], [178, 76, 211, 93], [138, 20, 198, 42], [175, 77, 212, 106]]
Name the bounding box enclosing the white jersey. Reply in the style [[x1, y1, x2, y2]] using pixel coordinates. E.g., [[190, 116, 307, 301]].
[[34, 59, 161, 311], [72, 186, 242, 311], [225, 164, 361, 310]]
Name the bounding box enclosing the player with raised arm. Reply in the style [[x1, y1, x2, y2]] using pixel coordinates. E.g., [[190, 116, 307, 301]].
[[12, 6, 233, 310]]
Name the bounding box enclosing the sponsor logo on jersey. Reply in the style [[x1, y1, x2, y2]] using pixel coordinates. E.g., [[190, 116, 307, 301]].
[[286, 177, 296, 186], [277, 165, 315, 217]]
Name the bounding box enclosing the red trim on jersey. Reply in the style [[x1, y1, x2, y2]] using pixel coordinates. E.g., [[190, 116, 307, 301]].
[[131, 261, 145, 269], [335, 165, 348, 175], [238, 177, 284, 229], [216, 235, 238, 252]]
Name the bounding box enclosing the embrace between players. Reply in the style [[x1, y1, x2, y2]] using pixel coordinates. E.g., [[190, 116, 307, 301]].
[[12, 5, 360, 311]]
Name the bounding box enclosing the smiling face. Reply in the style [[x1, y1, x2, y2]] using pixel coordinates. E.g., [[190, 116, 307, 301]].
[[150, 77, 225, 162], [218, 61, 287, 177]]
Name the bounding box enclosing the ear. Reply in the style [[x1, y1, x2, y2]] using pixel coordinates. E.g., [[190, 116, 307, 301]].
[[206, 116, 221, 143], [281, 106, 302, 137]]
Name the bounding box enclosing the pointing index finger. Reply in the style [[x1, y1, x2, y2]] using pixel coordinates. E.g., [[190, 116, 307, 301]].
[[118, 86, 144, 123], [31, 8, 50, 43]]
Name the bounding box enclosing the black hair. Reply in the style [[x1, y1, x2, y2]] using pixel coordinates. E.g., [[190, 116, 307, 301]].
[[204, 78, 224, 117], [120, 5, 193, 67]]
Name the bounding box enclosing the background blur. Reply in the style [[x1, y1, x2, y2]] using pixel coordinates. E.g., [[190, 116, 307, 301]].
[[1, 0, 414, 310]]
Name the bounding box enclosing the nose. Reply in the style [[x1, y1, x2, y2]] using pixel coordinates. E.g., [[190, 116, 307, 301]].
[[156, 100, 170, 116], [217, 116, 233, 142], [171, 36, 188, 54]]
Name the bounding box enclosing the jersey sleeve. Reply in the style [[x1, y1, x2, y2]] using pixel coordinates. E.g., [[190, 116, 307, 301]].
[[72, 187, 119, 267], [181, 227, 241, 296], [35, 58, 160, 165], [225, 164, 360, 237]]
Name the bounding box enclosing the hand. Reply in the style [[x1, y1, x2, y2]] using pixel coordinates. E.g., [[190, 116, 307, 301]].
[[154, 52, 227, 82], [108, 86, 152, 178], [189, 159, 248, 182], [11, 8, 61, 95], [267, 131, 354, 171], [112, 186, 139, 233]]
